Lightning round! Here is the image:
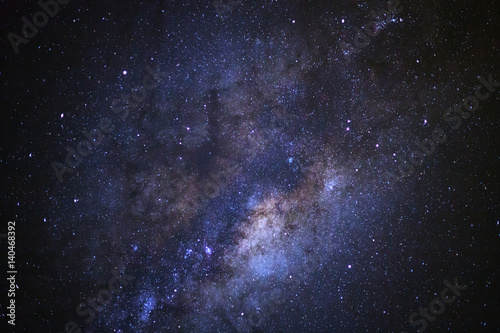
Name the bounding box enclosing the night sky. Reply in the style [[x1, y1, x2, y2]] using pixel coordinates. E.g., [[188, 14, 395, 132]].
[[1, 0, 499, 332]]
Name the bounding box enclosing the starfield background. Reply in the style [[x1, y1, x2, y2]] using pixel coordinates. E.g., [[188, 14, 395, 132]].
[[1, 0, 499, 332]]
